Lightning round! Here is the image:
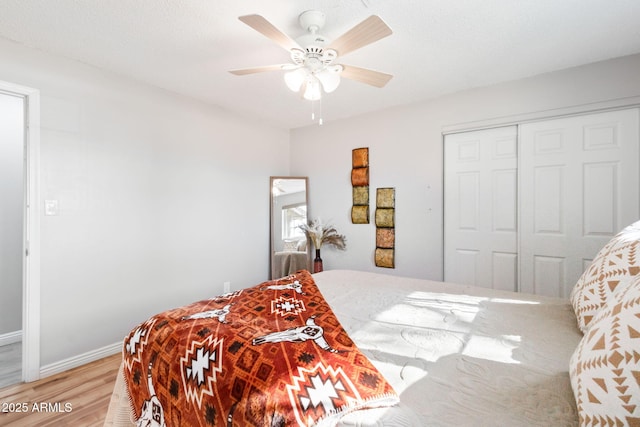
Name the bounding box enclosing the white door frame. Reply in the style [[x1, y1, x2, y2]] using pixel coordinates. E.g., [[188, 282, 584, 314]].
[[0, 80, 41, 382]]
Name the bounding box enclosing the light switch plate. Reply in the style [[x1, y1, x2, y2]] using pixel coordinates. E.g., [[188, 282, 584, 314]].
[[45, 200, 59, 216]]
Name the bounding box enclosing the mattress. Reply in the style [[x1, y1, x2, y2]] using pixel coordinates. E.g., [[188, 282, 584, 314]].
[[104, 269, 582, 426]]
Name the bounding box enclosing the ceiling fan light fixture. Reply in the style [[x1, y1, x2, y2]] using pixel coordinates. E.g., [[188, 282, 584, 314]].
[[302, 76, 322, 101], [284, 68, 307, 92], [316, 65, 343, 93]]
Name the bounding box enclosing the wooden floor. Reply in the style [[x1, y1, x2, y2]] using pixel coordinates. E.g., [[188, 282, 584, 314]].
[[0, 353, 121, 426], [0, 342, 21, 389]]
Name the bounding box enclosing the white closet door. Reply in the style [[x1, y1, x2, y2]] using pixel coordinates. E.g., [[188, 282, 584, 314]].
[[519, 108, 640, 298], [444, 126, 518, 290]]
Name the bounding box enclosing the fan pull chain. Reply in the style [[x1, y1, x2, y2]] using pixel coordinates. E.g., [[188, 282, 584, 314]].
[[311, 99, 315, 121], [311, 98, 324, 125]]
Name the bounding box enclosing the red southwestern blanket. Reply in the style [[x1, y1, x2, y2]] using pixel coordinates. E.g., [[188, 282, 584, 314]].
[[123, 270, 399, 426]]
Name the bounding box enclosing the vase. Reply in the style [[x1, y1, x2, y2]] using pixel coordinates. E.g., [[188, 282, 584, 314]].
[[314, 249, 323, 273]]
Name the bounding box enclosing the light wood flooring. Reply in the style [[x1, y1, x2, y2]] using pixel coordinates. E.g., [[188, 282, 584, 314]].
[[0, 342, 21, 389], [0, 352, 121, 426]]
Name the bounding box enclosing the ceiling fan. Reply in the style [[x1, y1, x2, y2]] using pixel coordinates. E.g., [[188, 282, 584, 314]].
[[229, 10, 393, 102]]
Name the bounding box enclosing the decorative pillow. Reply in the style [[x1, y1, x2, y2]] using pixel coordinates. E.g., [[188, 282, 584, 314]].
[[570, 220, 640, 333], [283, 240, 299, 251], [569, 275, 640, 426]]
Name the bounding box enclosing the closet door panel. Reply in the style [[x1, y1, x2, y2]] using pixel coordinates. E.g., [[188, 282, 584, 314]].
[[533, 256, 565, 296], [519, 108, 639, 298], [444, 126, 518, 289], [533, 166, 564, 234], [492, 252, 518, 291], [583, 162, 617, 235], [457, 172, 479, 230], [493, 169, 517, 232]]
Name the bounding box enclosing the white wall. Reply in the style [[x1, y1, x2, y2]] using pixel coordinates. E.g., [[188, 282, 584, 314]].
[[0, 38, 290, 367], [290, 53, 640, 280], [0, 92, 24, 336]]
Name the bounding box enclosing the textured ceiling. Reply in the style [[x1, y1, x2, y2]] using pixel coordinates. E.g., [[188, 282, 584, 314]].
[[0, 0, 639, 129]]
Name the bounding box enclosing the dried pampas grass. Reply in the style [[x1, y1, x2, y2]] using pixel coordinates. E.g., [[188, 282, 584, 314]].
[[299, 219, 347, 251]]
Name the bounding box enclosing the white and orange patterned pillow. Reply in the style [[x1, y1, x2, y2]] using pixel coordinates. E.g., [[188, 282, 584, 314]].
[[569, 275, 640, 426], [570, 221, 640, 333]]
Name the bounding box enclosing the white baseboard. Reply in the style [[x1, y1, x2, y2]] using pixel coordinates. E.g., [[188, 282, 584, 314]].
[[0, 330, 22, 346], [39, 341, 121, 379]]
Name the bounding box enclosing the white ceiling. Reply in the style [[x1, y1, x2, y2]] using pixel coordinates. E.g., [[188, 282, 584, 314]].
[[1, 0, 639, 129]]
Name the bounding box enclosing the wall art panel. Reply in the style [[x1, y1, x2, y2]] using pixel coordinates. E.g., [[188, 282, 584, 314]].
[[375, 187, 395, 268], [351, 147, 370, 224]]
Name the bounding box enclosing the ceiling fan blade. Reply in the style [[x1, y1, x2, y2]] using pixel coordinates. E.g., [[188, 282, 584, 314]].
[[229, 64, 288, 75], [341, 65, 393, 88], [238, 14, 301, 52], [328, 16, 392, 57]]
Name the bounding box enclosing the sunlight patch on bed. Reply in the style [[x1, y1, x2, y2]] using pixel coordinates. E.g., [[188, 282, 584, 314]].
[[370, 292, 484, 331], [489, 297, 540, 305], [405, 291, 488, 308], [350, 291, 529, 368], [462, 334, 522, 364]]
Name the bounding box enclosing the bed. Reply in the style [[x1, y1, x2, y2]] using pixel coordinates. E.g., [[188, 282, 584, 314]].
[[105, 269, 587, 426], [105, 219, 640, 426]]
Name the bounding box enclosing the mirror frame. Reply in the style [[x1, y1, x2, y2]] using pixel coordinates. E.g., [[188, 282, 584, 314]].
[[269, 176, 310, 279]]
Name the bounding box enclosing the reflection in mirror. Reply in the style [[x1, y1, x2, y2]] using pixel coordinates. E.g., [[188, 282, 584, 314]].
[[270, 177, 309, 279]]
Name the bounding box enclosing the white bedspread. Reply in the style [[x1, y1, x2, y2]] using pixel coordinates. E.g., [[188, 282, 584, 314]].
[[105, 269, 581, 426], [314, 270, 582, 427]]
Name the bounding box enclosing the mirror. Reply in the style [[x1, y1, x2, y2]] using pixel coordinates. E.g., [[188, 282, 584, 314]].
[[270, 177, 309, 279]]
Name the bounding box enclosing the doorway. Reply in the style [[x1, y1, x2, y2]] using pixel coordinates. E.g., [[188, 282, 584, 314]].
[[0, 80, 41, 384], [0, 91, 24, 387]]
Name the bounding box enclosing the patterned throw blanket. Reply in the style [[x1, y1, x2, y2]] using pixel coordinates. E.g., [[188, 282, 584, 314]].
[[123, 270, 399, 426]]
